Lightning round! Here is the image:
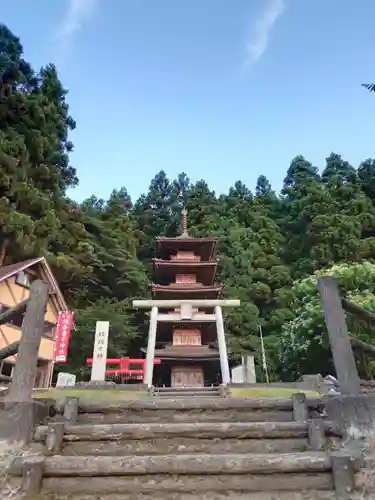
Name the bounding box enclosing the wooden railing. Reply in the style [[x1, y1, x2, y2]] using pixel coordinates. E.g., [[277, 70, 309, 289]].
[[318, 276, 375, 395]]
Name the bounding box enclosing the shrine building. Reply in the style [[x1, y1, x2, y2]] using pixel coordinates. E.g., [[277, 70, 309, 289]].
[[137, 209, 239, 388]]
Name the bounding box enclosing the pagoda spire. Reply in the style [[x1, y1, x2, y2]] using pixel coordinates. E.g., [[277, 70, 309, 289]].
[[181, 206, 188, 236]]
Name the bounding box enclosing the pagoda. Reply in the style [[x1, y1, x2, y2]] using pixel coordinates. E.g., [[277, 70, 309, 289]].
[[135, 208, 240, 388]]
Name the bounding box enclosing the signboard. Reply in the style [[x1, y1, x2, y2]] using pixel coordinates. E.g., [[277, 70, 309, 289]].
[[176, 274, 196, 284], [56, 372, 76, 387], [54, 311, 74, 363], [91, 321, 109, 381]]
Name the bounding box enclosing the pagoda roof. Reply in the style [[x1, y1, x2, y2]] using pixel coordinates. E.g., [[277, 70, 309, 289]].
[[156, 237, 217, 261], [152, 284, 222, 300], [153, 259, 218, 286], [141, 345, 220, 360], [153, 259, 218, 267], [157, 235, 217, 242]]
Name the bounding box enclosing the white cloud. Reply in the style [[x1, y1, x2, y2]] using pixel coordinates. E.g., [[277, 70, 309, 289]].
[[56, 0, 98, 59], [244, 0, 285, 67]]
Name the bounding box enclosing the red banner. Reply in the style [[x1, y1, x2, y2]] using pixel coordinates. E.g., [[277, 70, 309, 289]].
[[53, 311, 74, 363]]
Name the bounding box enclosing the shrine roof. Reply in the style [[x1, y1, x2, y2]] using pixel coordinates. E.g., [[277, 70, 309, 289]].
[[156, 237, 217, 261], [141, 345, 220, 360], [153, 259, 218, 267], [152, 284, 222, 300], [153, 259, 218, 286]]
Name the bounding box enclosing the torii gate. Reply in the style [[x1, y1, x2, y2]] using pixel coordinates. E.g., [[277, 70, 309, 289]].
[[132, 299, 240, 388]]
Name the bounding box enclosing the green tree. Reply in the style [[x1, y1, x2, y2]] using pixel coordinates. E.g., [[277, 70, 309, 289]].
[[64, 298, 143, 378], [281, 155, 325, 275], [279, 262, 375, 380]]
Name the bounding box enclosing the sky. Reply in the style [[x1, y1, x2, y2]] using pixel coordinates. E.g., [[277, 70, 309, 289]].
[[2, 0, 375, 202]]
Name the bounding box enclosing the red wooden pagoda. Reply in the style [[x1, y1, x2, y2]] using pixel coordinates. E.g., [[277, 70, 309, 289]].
[[141, 209, 224, 387]]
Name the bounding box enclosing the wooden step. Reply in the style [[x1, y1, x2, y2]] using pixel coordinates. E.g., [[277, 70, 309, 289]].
[[17, 491, 338, 500], [54, 396, 322, 413], [35, 421, 311, 442], [38, 472, 335, 496], [9, 451, 332, 477], [156, 386, 219, 392], [52, 397, 322, 425], [72, 408, 295, 424], [154, 391, 221, 398], [59, 437, 309, 456]]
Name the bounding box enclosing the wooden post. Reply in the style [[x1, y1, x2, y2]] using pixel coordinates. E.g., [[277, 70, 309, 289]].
[[5, 280, 49, 402], [21, 456, 45, 497], [308, 419, 326, 450], [331, 453, 356, 498], [45, 422, 65, 453], [292, 393, 308, 421], [91, 321, 110, 381], [318, 276, 361, 395], [144, 306, 158, 388], [63, 396, 79, 424]]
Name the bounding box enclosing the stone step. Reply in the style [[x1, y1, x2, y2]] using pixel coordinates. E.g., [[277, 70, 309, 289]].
[[59, 437, 309, 456]]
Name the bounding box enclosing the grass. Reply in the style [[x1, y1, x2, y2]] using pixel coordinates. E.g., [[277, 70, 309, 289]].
[[230, 387, 319, 398], [33, 388, 147, 403]]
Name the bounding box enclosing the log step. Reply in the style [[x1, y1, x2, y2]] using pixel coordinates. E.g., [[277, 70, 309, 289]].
[[73, 409, 295, 424], [10, 452, 331, 477], [60, 437, 309, 456], [154, 392, 221, 398], [156, 386, 219, 392], [54, 397, 322, 413], [35, 421, 310, 442], [23, 491, 338, 500], [39, 472, 334, 495]]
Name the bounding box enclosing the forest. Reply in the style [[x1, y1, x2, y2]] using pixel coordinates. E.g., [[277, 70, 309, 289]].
[[2, 24, 375, 382]]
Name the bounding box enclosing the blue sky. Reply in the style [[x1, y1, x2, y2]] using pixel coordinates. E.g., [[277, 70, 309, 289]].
[[2, 0, 375, 202]]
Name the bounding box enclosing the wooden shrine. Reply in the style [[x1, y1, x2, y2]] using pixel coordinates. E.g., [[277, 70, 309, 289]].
[[134, 209, 240, 388]]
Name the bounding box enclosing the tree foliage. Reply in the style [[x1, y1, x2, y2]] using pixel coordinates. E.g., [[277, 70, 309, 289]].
[[279, 262, 375, 380]]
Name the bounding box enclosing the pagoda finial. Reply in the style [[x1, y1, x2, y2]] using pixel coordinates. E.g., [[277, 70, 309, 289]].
[[181, 206, 188, 236]]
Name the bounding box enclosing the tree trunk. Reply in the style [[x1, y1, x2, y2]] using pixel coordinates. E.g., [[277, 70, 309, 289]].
[[0, 237, 9, 266], [5, 280, 49, 402]]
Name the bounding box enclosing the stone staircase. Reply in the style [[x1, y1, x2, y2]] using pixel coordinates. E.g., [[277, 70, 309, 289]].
[[6, 392, 363, 499]]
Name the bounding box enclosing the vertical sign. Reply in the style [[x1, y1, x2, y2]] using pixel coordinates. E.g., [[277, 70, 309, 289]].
[[54, 311, 74, 363], [91, 321, 109, 381]]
